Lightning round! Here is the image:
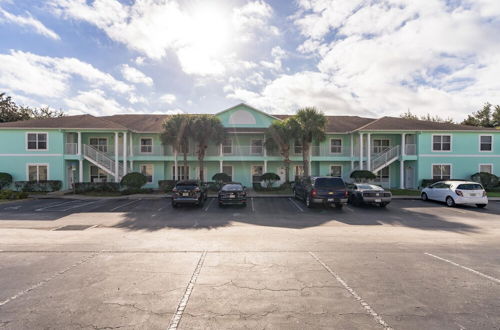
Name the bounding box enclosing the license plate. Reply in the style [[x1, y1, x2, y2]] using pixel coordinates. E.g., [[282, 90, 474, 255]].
[[182, 193, 189, 197], [229, 194, 235, 198], [376, 193, 380, 196], [327, 198, 334, 202], [375, 199, 381, 203], [470, 193, 476, 197]]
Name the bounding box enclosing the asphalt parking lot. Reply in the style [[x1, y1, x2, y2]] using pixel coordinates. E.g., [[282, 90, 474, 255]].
[[0, 197, 499, 329]]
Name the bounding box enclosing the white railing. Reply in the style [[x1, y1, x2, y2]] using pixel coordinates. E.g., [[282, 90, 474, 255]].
[[65, 143, 78, 155], [132, 145, 169, 156], [83, 144, 123, 176], [371, 145, 400, 172], [405, 144, 416, 155], [221, 145, 264, 156], [311, 146, 351, 157]]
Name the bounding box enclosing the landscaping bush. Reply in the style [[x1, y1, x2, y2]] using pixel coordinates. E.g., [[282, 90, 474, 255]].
[[212, 172, 231, 183], [158, 180, 176, 192], [253, 183, 290, 192], [14, 180, 62, 192], [471, 172, 499, 189], [120, 172, 147, 189], [420, 179, 441, 188], [0, 172, 13, 190], [261, 172, 280, 188], [121, 188, 154, 195], [350, 170, 376, 183], [0, 189, 28, 200], [206, 181, 219, 192], [73, 182, 120, 194]]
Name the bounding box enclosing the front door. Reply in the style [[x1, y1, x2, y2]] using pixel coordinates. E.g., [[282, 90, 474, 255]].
[[251, 165, 263, 187], [277, 166, 286, 184], [67, 166, 75, 189], [405, 166, 414, 189]]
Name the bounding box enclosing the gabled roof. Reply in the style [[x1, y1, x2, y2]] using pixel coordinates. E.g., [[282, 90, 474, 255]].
[[102, 114, 169, 132], [215, 103, 281, 121], [274, 115, 375, 133], [354, 116, 498, 131], [0, 114, 128, 130]]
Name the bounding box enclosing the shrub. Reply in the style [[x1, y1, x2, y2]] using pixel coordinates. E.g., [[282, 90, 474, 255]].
[[14, 180, 62, 192], [120, 172, 147, 189], [73, 182, 120, 194], [0, 189, 28, 200], [261, 172, 280, 188], [350, 170, 376, 182], [158, 180, 176, 192], [121, 188, 154, 195], [253, 183, 290, 192], [471, 172, 499, 189], [420, 179, 441, 188], [0, 173, 13, 190]]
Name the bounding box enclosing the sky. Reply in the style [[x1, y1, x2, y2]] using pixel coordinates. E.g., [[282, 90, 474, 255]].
[[1, 0, 500, 120]]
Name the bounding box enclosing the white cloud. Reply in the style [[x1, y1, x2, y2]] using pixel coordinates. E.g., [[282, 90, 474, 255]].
[[120, 64, 153, 86], [232, 0, 279, 41], [128, 94, 148, 104], [0, 7, 60, 40], [134, 56, 145, 65], [0, 50, 133, 98], [65, 89, 126, 116], [159, 93, 176, 104]]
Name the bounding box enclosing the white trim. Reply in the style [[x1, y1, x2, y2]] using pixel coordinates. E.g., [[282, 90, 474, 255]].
[[479, 134, 493, 153], [420, 154, 500, 157], [478, 163, 493, 174], [329, 164, 343, 178], [139, 137, 154, 154], [431, 134, 452, 152], [431, 163, 453, 180], [139, 163, 154, 183], [0, 154, 62, 157], [25, 132, 48, 151], [26, 163, 49, 181], [329, 138, 343, 154]]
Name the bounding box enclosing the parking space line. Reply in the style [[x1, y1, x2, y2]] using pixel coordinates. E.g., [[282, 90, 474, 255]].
[[168, 251, 207, 330], [288, 197, 304, 212], [35, 200, 76, 211], [345, 205, 354, 212], [309, 252, 392, 330], [109, 199, 141, 212], [203, 198, 214, 212], [0, 251, 101, 307], [251, 197, 255, 212], [424, 252, 500, 284], [55, 200, 101, 212]]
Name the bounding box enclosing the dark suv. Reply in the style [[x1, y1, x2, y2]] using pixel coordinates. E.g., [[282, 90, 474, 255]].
[[293, 176, 348, 208], [171, 180, 207, 207]]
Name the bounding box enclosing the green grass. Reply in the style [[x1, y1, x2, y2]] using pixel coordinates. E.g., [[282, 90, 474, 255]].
[[252, 187, 293, 195], [486, 191, 500, 197], [389, 189, 421, 196]]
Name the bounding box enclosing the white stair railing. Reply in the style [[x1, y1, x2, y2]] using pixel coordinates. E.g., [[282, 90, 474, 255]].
[[371, 145, 400, 172], [83, 144, 123, 177]]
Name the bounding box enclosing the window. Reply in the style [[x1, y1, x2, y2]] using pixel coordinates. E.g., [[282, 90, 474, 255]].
[[90, 165, 107, 183], [330, 165, 342, 177], [432, 164, 451, 180], [375, 167, 389, 181], [294, 165, 304, 178], [480, 135, 492, 151], [222, 165, 233, 181], [251, 165, 263, 183], [294, 140, 303, 154], [140, 164, 153, 183], [172, 166, 189, 180], [330, 139, 342, 153], [28, 164, 48, 181], [251, 139, 263, 154], [89, 138, 108, 152], [432, 135, 451, 151], [373, 139, 390, 154], [222, 139, 232, 154], [479, 164, 493, 174], [140, 138, 153, 153], [26, 133, 47, 150]]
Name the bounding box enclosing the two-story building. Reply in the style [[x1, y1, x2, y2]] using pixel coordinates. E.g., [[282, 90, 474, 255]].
[[0, 103, 498, 189]]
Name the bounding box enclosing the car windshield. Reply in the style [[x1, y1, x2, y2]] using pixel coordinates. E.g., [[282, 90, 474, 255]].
[[456, 183, 483, 190], [222, 184, 242, 191], [357, 184, 383, 190], [176, 182, 199, 188], [314, 178, 345, 189]]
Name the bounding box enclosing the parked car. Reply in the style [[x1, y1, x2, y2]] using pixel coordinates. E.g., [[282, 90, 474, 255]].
[[293, 176, 348, 208], [171, 180, 207, 207], [347, 183, 392, 207], [218, 183, 247, 207], [421, 181, 488, 208]]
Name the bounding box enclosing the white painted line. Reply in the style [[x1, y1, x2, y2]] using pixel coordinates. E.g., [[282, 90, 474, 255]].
[[424, 252, 500, 284], [251, 197, 255, 212], [309, 252, 393, 330], [35, 200, 76, 211], [110, 199, 141, 212], [54, 200, 101, 212], [203, 198, 214, 212], [0, 251, 101, 307], [288, 197, 304, 212], [193, 220, 199, 228], [168, 251, 207, 330], [345, 206, 354, 212]]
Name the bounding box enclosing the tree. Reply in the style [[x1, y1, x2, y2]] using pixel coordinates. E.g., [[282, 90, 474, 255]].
[[290, 107, 327, 177], [160, 114, 192, 180], [120, 172, 147, 189], [190, 115, 226, 182], [0, 93, 64, 123], [0, 172, 13, 190], [350, 170, 376, 183], [265, 119, 296, 183], [261, 172, 280, 188], [462, 103, 500, 127], [400, 109, 453, 123]]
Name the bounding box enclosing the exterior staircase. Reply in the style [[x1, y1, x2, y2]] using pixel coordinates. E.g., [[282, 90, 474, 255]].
[[370, 145, 400, 173], [83, 144, 124, 179]]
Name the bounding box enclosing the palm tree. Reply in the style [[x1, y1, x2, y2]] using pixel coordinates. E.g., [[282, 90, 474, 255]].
[[265, 119, 295, 183], [190, 114, 226, 182], [292, 107, 327, 177], [160, 114, 192, 180]]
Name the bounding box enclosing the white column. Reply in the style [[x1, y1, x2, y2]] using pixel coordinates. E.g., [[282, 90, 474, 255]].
[[219, 143, 223, 156], [123, 132, 127, 174], [359, 133, 364, 170], [79, 159, 83, 182], [367, 133, 371, 171], [400, 160, 405, 189], [263, 134, 267, 157], [114, 132, 119, 182], [130, 160, 134, 172], [174, 150, 178, 180], [129, 133, 133, 171], [264, 160, 268, 173], [219, 160, 223, 173], [401, 133, 406, 156], [77, 131, 82, 156], [350, 134, 354, 171]]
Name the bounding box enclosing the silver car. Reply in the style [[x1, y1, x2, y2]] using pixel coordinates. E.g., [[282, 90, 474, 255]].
[[348, 183, 392, 207]]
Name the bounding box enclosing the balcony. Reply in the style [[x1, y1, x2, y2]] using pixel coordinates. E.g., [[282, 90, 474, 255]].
[[65, 143, 78, 155], [221, 146, 265, 157]]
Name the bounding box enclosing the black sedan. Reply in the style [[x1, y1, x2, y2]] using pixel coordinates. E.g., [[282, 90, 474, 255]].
[[348, 183, 392, 207], [218, 183, 247, 207], [171, 180, 207, 207]]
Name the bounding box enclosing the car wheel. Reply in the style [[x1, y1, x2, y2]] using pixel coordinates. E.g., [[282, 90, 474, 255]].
[[335, 203, 343, 209], [476, 204, 487, 208], [306, 195, 313, 208], [446, 196, 455, 207], [293, 189, 299, 200], [171, 201, 177, 208], [421, 192, 428, 201], [218, 202, 224, 208], [353, 195, 361, 206], [380, 202, 388, 207], [242, 202, 247, 207]]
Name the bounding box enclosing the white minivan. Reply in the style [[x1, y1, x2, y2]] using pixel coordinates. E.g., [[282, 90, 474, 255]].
[[421, 181, 488, 208]]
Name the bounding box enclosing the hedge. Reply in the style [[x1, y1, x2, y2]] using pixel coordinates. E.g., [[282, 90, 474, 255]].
[[73, 182, 120, 194], [121, 172, 147, 189], [0, 190, 29, 200], [14, 180, 62, 192], [0, 172, 13, 190], [470, 172, 499, 189], [158, 180, 176, 192]]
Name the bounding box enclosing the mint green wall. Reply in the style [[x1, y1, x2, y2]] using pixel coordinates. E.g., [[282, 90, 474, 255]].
[[216, 104, 278, 128], [0, 129, 64, 154], [418, 132, 499, 154], [0, 156, 65, 186]]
